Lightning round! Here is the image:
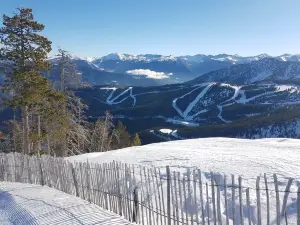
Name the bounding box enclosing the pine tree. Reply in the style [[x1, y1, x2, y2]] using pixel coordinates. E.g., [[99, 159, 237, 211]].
[[0, 8, 67, 155], [89, 112, 119, 152], [52, 48, 88, 156], [55, 48, 82, 91], [131, 133, 141, 146], [115, 120, 131, 148]]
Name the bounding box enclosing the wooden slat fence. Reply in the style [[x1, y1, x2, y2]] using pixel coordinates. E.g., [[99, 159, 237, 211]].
[[0, 152, 299, 225]]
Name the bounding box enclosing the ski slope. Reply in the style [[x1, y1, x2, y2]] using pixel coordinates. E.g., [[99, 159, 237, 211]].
[[99, 83, 300, 125], [67, 137, 300, 182], [68, 138, 300, 225], [0, 182, 133, 225]]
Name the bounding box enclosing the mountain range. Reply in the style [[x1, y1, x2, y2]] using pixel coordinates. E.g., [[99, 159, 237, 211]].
[[46, 53, 300, 86], [2, 53, 300, 143], [2, 53, 300, 87]]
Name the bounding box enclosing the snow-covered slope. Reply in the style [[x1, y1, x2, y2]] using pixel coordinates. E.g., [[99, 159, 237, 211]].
[[67, 137, 300, 180], [0, 182, 133, 225], [67, 138, 300, 225], [192, 58, 300, 84]]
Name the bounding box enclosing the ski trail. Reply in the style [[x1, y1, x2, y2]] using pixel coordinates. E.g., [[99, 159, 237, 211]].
[[217, 105, 231, 123], [172, 86, 204, 118], [134, 91, 161, 96], [185, 109, 208, 121], [236, 91, 275, 104], [220, 84, 242, 105], [183, 83, 214, 118], [107, 87, 136, 106], [130, 88, 136, 106], [100, 87, 117, 103], [172, 83, 214, 120]]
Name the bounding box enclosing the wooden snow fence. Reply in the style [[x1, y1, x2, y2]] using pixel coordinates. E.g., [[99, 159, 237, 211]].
[[0, 152, 299, 225]]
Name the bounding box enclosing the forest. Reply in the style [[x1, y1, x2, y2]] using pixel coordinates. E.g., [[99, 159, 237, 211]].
[[0, 8, 141, 156]]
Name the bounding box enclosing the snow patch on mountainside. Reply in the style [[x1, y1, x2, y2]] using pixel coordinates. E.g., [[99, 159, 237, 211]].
[[239, 119, 300, 139], [159, 128, 178, 138], [165, 118, 199, 127], [276, 85, 299, 93], [249, 70, 273, 83]]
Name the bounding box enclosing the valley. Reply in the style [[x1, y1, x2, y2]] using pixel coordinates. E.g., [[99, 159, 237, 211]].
[[2, 53, 300, 145], [77, 81, 300, 143]]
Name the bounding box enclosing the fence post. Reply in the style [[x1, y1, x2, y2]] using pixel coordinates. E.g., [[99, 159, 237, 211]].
[[133, 187, 139, 223], [166, 166, 171, 225], [232, 175, 236, 225], [39, 156, 44, 186], [71, 163, 79, 197], [238, 176, 244, 225], [274, 174, 281, 225], [246, 188, 251, 225], [211, 172, 217, 225], [27, 156, 32, 184], [116, 162, 122, 216], [281, 178, 294, 217], [264, 173, 270, 225], [297, 186, 300, 225], [86, 160, 91, 203], [256, 176, 261, 225], [0, 156, 4, 181]]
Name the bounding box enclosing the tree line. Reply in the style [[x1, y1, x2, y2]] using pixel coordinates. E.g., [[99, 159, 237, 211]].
[[0, 8, 141, 156]]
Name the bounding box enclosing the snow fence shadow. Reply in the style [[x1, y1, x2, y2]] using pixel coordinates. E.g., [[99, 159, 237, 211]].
[[0, 189, 37, 225]]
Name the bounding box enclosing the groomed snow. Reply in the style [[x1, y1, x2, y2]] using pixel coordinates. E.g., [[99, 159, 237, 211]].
[[67, 137, 300, 181], [67, 138, 300, 225], [0, 182, 133, 225]]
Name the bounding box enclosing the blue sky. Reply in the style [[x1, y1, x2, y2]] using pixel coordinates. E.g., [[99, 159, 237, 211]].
[[1, 0, 300, 57]]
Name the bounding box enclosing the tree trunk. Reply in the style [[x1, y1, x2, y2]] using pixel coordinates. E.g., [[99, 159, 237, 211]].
[[22, 106, 30, 154]]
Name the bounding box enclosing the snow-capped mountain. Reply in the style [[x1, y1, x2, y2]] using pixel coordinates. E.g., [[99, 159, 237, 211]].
[[276, 54, 300, 62], [43, 53, 300, 87], [94, 53, 300, 66], [48, 58, 164, 87], [98, 53, 177, 62], [92, 53, 190, 78], [94, 53, 273, 64], [192, 58, 300, 84]]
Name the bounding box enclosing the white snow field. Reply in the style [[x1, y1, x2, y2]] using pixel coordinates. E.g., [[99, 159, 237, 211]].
[[68, 137, 300, 225], [0, 182, 133, 225]]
